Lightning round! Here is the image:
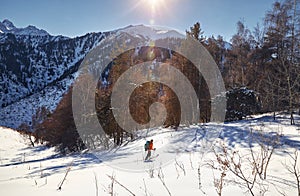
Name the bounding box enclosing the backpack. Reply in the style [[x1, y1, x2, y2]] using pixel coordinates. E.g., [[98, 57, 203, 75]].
[[144, 141, 150, 151]]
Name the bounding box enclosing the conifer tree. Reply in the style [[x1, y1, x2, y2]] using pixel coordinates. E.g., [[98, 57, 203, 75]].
[[186, 22, 205, 43]]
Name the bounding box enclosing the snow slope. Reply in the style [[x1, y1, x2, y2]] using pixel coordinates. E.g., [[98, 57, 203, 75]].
[[0, 113, 300, 196], [119, 24, 184, 40]]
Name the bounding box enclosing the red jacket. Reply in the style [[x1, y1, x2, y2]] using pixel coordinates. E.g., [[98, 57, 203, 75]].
[[149, 142, 153, 150]]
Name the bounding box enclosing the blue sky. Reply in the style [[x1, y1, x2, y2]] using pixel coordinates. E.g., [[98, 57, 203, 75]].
[[0, 0, 274, 41]]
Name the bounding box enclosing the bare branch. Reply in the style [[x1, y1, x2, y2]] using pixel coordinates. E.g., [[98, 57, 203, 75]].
[[107, 174, 136, 196]]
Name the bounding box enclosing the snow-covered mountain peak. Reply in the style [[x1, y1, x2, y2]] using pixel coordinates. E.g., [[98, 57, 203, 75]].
[[120, 24, 185, 40], [2, 19, 16, 30], [0, 19, 49, 36], [15, 25, 49, 36]]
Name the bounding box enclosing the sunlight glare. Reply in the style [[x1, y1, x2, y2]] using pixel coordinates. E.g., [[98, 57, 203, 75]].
[[141, 0, 168, 25], [149, 0, 158, 7]]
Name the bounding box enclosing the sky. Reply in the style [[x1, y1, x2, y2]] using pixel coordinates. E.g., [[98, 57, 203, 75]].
[[0, 0, 275, 41]]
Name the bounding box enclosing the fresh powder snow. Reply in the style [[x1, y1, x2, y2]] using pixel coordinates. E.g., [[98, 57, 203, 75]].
[[0, 113, 299, 195]]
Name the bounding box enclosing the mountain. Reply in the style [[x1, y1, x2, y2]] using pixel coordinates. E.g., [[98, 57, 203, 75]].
[[119, 24, 185, 40], [0, 19, 16, 33], [0, 20, 109, 128], [0, 20, 184, 128], [0, 19, 49, 36]]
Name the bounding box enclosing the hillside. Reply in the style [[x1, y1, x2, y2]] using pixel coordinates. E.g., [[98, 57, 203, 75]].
[[0, 20, 184, 129], [0, 113, 299, 195]]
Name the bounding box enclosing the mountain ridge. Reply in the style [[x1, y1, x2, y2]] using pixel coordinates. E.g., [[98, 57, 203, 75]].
[[0, 20, 186, 129], [0, 19, 50, 36]]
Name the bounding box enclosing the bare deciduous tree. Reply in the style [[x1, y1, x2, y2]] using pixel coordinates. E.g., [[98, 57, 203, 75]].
[[249, 128, 281, 180], [213, 142, 261, 196], [283, 150, 300, 196]]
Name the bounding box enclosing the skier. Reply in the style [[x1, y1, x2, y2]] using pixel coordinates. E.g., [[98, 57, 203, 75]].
[[145, 139, 155, 161]]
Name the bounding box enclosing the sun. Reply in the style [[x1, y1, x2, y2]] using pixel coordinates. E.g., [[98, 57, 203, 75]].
[[149, 0, 157, 6], [148, 0, 160, 8], [141, 0, 167, 25]]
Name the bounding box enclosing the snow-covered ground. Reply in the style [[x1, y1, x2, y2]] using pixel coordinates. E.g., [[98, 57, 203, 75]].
[[0, 113, 299, 196], [119, 24, 184, 40]]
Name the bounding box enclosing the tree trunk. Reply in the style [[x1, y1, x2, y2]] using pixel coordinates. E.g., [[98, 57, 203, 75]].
[[291, 112, 295, 125], [29, 135, 35, 147], [287, 76, 295, 125]]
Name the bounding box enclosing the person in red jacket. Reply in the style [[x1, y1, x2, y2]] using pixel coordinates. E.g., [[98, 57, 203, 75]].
[[145, 139, 155, 160]]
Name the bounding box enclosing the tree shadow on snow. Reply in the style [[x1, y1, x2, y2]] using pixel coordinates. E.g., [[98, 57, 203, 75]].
[[166, 114, 300, 154], [0, 148, 101, 177]]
